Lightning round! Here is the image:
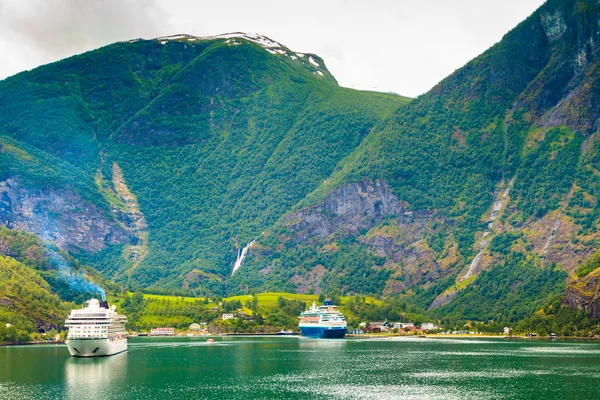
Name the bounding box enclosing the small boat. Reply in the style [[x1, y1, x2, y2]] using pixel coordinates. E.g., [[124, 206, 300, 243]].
[[207, 338, 214, 343], [277, 329, 293, 335]]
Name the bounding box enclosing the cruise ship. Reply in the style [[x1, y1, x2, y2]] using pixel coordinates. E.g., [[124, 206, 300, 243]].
[[65, 298, 128, 357], [298, 299, 347, 338]]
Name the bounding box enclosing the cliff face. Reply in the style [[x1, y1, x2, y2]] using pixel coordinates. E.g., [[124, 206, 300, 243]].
[[233, 180, 446, 295], [283, 180, 408, 240], [525, 1, 600, 134], [0, 179, 128, 252], [565, 270, 600, 319]]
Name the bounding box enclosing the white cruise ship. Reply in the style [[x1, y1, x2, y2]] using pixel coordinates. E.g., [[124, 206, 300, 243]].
[[298, 299, 347, 338], [65, 298, 128, 357]]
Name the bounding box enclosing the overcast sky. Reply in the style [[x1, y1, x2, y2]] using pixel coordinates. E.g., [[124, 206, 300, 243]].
[[0, 0, 545, 97]]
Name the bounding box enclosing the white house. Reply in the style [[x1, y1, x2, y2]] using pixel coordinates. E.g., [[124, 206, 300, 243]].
[[190, 323, 201, 331], [422, 323, 438, 330], [393, 322, 414, 329], [222, 313, 235, 320]]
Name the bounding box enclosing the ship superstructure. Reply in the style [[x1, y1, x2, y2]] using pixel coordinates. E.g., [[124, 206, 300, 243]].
[[298, 299, 347, 338], [65, 298, 127, 357]]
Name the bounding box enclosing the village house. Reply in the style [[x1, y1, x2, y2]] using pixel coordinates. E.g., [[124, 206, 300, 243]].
[[368, 321, 393, 332], [222, 313, 235, 320], [421, 323, 438, 330], [237, 312, 254, 321], [189, 323, 201, 331]]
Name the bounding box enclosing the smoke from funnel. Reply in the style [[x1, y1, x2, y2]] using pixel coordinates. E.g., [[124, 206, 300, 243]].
[[45, 245, 106, 300]]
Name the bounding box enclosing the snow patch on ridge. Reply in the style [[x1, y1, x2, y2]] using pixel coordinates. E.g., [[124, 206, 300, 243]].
[[153, 33, 325, 72], [156, 32, 285, 48]]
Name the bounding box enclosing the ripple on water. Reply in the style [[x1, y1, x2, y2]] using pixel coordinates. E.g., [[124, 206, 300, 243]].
[[522, 346, 600, 355]]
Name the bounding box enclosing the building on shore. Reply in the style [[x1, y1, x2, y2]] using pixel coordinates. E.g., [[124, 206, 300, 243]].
[[368, 321, 393, 332], [190, 323, 201, 331], [150, 327, 175, 336], [393, 322, 414, 329], [421, 323, 438, 330]]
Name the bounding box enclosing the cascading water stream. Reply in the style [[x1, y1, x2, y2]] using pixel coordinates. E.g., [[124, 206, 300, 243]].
[[231, 241, 255, 276]]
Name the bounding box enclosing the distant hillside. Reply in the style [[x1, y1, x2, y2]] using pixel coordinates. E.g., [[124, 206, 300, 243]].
[[234, 0, 600, 323], [0, 227, 108, 341]]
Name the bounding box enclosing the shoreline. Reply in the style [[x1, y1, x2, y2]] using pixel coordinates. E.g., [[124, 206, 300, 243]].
[[348, 333, 600, 341], [1, 340, 65, 347], [3, 334, 599, 346]]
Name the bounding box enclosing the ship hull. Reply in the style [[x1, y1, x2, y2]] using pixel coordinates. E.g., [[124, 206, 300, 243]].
[[299, 326, 347, 339], [66, 338, 127, 357]]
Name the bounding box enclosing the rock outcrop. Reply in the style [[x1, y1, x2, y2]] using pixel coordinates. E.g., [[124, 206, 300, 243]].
[[283, 180, 411, 240], [275, 180, 440, 294], [565, 270, 600, 319], [0, 179, 128, 252]]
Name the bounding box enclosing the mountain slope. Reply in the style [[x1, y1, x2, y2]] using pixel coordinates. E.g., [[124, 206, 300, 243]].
[[1, 1, 599, 325], [0, 33, 410, 294], [0, 227, 110, 341], [234, 0, 600, 322]]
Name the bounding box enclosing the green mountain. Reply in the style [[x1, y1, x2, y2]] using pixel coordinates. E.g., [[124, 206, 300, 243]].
[[1, 0, 600, 325], [0, 32, 409, 295], [231, 0, 600, 322]]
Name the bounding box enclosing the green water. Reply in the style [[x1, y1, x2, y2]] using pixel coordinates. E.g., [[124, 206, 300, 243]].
[[1, 336, 599, 399]]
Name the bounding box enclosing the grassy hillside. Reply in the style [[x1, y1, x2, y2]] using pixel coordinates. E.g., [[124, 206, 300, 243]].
[[0, 228, 102, 342], [0, 256, 71, 342], [106, 290, 402, 332]]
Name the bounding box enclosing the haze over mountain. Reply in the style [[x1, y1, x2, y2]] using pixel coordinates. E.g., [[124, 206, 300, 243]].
[[1, 0, 600, 326]]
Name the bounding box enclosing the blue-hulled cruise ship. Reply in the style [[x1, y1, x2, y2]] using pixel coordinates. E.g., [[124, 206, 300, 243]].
[[298, 299, 347, 338]]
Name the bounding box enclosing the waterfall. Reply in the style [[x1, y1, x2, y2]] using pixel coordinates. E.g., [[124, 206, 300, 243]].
[[231, 241, 255, 276]]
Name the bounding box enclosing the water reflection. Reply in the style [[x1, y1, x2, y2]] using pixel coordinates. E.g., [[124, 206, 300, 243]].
[[64, 352, 127, 400], [298, 338, 348, 350]]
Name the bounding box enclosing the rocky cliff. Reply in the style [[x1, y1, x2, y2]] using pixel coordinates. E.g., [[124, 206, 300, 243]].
[[283, 180, 409, 240], [0, 179, 128, 252], [234, 180, 445, 295], [565, 269, 600, 319]]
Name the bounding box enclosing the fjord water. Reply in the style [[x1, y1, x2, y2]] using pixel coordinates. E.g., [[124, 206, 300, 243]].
[[1, 337, 599, 399]]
